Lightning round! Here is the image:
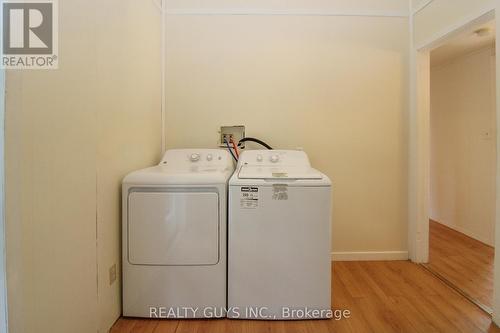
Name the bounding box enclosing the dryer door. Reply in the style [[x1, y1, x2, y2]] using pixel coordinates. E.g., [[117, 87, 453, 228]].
[[128, 190, 219, 265]]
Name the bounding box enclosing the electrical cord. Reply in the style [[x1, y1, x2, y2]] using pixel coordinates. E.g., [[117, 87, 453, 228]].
[[238, 137, 273, 150], [224, 138, 238, 162], [230, 137, 239, 158]]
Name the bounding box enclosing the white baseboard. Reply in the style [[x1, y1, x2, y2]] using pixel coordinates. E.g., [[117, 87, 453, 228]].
[[331, 251, 409, 261], [433, 220, 494, 247]]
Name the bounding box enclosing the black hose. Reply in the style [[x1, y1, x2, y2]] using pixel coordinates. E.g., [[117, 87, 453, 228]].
[[238, 137, 273, 150]]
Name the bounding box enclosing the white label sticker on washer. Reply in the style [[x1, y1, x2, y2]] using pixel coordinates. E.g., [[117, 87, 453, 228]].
[[272, 184, 288, 200], [240, 187, 259, 209]]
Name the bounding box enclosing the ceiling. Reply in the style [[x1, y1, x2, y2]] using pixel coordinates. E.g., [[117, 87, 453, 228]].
[[430, 20, 496, 67]]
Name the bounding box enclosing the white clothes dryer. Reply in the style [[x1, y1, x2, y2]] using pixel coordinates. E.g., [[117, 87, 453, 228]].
[[122, 149, 234, 318]]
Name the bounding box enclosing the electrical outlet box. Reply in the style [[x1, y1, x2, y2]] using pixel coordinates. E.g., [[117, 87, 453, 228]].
[[220, 125, 245, 148], [480, 129, 493, 140], [109, 264, 117, 285]]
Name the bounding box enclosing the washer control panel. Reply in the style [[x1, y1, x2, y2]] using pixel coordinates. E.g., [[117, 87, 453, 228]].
[[238, 150, 311, 167], [269, 154, 280, 163]]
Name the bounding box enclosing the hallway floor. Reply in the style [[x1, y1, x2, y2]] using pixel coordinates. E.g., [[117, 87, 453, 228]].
[[112, 260, 499, 333], [427, 220, 494, 309]]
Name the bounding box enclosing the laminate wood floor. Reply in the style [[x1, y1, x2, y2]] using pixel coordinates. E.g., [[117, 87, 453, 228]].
[[112, 260, 500, 333], [427, 220, 494, 309]]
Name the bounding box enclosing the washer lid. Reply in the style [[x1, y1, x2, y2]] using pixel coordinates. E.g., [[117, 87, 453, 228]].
[[238, 165, 323, 180]]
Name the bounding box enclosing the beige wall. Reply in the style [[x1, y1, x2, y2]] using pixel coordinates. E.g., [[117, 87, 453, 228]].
[[5, 1, 161, 333], [95, 1, 161, 331], [164, 2, 409, 256], [430, 46, 496, 246]]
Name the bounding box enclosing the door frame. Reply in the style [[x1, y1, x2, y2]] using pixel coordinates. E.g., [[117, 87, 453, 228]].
[[408, 5, 499, 321], [0, 67, 7, 333], [0, 0, 7, 325]]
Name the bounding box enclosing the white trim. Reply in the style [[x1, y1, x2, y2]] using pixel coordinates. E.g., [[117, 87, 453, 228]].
[[494, 15, 500, 327], [161, 0, 166, 154], [164, 8, 408, 18], [415, 8, 495, 50], [408, 0, 416, 262], [331, 251, 409, 261], [408, 0, 430, 263], [432, 220, 494, 247], [0, 3, 7, 327], [0, 65, 7, 333], [412, 0, 434, 16]]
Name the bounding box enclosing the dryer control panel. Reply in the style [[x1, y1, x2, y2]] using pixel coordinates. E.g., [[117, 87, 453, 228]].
[[159, 149, 233, 170]]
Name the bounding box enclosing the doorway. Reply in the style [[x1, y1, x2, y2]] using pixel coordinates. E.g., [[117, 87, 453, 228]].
[[424, 20, 496, 313], [410, 10, 499, 315]]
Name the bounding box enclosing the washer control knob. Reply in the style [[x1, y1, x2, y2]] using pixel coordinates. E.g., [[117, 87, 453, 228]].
[[256, 154, 263, 162], [190, 153, 200, 162], [270, 154, 280, 163], [206, 154, 213, 161]]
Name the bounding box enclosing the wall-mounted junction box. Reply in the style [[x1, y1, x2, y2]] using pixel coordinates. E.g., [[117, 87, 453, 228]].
[[219, 125, 245, 148]]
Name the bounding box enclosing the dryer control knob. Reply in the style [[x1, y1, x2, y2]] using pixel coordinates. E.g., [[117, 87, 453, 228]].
[[206, 154, 213, 161], [270, 154, 280, 163], [190, 153, 200, 162], [256, 154, 263, 162]]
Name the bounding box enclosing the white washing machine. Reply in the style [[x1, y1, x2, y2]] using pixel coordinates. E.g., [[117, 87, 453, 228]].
[[122, 149, 234, 318], [228, 150, 332, 320]]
